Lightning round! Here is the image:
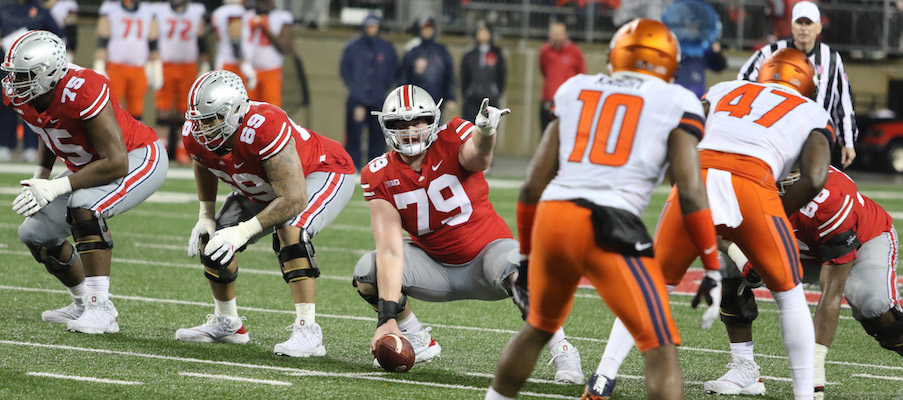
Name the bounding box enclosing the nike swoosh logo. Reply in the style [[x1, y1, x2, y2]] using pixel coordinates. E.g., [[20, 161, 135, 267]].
[[431, 160, 443, 171], [49, 118, 59, 124], [235, 162, 245, 168], [635, 242, 652, 251], [704, 245, 717, 255]]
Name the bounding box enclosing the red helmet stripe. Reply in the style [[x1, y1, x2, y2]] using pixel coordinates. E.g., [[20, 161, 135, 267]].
[[189, 71, 216, 107], [5, 31, 40, 65], [402, 84, 412, 108]]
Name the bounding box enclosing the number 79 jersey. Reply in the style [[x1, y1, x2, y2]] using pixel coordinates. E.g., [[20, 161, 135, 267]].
[[360, 117, 513, 265], [541, 72, 706, 218]]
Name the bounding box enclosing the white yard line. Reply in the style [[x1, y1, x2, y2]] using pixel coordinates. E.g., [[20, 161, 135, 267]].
[[25, 371, 143, 385], [179, 372, 292, 386], [851, 373, 903, 381], [0, 283, 899, 373]]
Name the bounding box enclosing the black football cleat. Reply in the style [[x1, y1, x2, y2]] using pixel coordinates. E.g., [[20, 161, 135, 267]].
[[582, 372, 616, 400]]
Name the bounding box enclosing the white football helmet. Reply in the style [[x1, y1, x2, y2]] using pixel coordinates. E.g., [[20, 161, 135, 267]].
[[777, 169, 801, 196], [373, 85, 442, 156], [1, 30, 69, 106], [185, 70, 250, 154]]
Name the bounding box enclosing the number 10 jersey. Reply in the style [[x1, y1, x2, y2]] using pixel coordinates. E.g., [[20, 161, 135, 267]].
[[541, 72, 705, 218]]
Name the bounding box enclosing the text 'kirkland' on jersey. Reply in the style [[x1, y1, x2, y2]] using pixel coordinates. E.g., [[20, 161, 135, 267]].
[[360, 117, 512, 264], [700, 80, 835, 181], [183, 102, 354, 203], [3, 64, 158, 171], [540, 72, 705, 218]]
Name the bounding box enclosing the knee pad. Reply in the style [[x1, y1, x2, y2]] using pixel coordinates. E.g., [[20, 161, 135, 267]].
[[27, 242, 79, 274], [353, 280, 380, 306], [860, 306, 903, 355], [720, 277, 759, 326], [200, 252, 238, 284], [67, 211, 113, 253], [276, 237, 320, 283]]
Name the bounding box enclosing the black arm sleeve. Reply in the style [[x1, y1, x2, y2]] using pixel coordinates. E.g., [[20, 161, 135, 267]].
[[197, 36, 209, 55], [65, 25, 78, 52]]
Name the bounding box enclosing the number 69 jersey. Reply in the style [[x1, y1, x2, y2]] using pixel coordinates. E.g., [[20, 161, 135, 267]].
[[361, 117, 513, 265], [540, 72, 706, 217], [183, 102, 355, 203], [699, 80, 835, 181], [3, 64, 158, 171]]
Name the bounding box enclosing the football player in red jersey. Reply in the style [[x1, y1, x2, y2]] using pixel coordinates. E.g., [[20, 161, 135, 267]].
[[4, 30, 168, 334], [175, 70, 357, 358], [707, 167, 902, 399], [352, 84, 584, 383]]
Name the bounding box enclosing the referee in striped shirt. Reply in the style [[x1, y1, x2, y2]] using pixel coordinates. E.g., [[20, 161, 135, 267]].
[[738, 1, 857, 168]]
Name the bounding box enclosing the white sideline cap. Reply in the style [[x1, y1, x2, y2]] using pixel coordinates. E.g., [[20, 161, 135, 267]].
[[793, 1, 820, 23]]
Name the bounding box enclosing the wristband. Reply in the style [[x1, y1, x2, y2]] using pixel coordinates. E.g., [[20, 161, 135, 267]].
[[377, 299, 404, 327], [199, 200, 216, 220]]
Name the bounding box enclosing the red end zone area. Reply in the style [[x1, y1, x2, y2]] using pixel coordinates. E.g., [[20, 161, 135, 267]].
[[578, 269, 903, 307]]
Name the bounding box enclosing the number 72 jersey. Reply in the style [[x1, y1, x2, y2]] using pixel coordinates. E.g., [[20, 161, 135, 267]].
[[541, 73, 706, 218]]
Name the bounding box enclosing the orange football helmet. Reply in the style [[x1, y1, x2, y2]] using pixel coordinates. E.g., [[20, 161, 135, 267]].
[[757, 47, 816, 97], [608, 18, 681, 82]]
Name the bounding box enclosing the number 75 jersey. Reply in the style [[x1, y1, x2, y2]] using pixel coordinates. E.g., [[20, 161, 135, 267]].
[[541, 73, 706, 218]]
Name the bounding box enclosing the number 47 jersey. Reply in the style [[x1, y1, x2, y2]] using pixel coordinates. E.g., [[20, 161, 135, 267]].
[[541, 72, 706, 218]]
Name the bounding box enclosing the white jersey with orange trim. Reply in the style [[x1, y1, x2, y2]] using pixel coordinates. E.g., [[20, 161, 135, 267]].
[[540, 71, 706, 218], [242, 9, 292, 71], [49, 0, 78, 28], [99, 1, 156, 66], [699, 80, 835, 181], [154, 2, 206, 63], [211, 3, 246, 68]]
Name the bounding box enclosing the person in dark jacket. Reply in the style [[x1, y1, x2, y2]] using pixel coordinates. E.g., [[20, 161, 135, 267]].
[[398, 15, 456, 115], [339, 13, 398, 169], [460, 21, 507, 122], [0, 0, 62, 162]]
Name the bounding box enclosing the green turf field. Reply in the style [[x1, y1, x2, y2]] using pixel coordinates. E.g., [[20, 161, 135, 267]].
[[0, 164, 900, 400]]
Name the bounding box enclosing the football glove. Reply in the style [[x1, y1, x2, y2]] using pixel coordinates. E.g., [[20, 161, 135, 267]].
[[146, 59, 164, 90], [13, 178, 72, 217], [509, 254, 530, 319], [240, 61, 258, 90], [203, 217, 263, 266], [474, 98, 511, 136], [188, 201, 217, 257], [692, 269, 722, 309]]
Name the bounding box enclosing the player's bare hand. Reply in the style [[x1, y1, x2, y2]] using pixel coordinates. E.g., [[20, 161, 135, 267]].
[[370, 319, 404, 356], [841, 147, 856, 168]]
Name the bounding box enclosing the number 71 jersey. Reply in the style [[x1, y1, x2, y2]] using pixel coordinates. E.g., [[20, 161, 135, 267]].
[[541, 73, 706, 218]]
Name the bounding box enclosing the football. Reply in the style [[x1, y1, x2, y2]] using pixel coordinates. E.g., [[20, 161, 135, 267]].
[[373, 333, 415, 373]]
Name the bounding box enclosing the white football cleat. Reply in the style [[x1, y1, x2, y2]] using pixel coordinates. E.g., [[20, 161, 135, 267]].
[[703, 357, 767, 395], [273, 317, 326, 357], [42, 301, 84, 324], [373, 326, 441, 368], [175, 314, 249, 344], [67, 294, 119, 334], [549, 339, 584, 384]]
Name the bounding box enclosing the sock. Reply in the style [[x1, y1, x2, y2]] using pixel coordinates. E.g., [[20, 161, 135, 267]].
[[772, 285, 815, 399], [214, 298, 239, 318], [67, 282, 87, 303], [398, 311, 423, 333], [295, 303, 316, 323], [546, 328, 566, 349], [596, 318, 634, 378], [730, 341, 755, 362], [484, 387, 514, 400], [84, 276, 110, 296], [814, 343, 828, 388]]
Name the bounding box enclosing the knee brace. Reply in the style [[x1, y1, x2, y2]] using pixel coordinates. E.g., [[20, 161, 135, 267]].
[[27, 242, 79, 274], [720, 277, 759, 326], [67, 211, 113, 253], [200, 251, 238, 284], [860, 306, 903, 356], [274, 233, 320, 283]]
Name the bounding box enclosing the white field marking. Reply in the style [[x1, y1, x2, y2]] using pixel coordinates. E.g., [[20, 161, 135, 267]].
[[25, 372, 143, 385], [463, 371, 838, 386], [4, 340, 576, 400], [0, 284, 899, 373], [852, 373, 903, 381], [179, 372, 292, 386]]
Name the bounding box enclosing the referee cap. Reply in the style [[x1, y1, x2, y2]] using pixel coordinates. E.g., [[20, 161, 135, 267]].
[[792, 1, 820, 23]]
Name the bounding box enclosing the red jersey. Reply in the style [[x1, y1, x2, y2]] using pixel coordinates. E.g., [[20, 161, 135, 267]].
[[790, 167, 894, 265], [3, 64, 158, 172], [361, 117, 512, 264], [183, 102, 354, 203]]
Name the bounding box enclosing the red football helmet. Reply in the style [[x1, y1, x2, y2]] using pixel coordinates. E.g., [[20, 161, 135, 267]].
[[608, 18, 681, 82], [757, 48, 816, 97]]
